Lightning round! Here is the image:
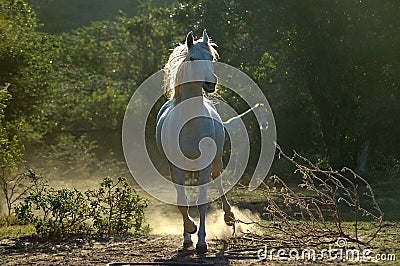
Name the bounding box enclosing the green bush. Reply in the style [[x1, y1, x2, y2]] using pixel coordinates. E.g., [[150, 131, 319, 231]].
[[15, 187, 90, 237], [86, 176, 148, 236], [14, 176, 148, 237]]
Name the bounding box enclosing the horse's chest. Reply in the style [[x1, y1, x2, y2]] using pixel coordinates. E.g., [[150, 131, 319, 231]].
[[179, 120, 214, 159]]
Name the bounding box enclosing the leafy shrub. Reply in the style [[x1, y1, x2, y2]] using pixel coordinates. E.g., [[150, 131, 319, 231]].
[[15, 186, 90, 237], [86, 177, 148, 236], [14, 176, 148, 237]]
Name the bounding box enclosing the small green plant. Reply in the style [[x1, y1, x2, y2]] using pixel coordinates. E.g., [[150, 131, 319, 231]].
[[14, 176, 148, 237]]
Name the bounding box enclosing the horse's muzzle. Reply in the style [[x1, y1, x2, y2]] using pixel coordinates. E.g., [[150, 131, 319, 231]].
[[203, 81, 216, 92]]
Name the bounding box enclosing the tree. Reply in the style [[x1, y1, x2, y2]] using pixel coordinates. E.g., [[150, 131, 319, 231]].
[[172, 0, 400, 172], [278, 1, 400, 170], [0, 86, 24, 215], [0, 0, 59, 141], [0, 0, 60, 213], [51, 6, 180, 133]]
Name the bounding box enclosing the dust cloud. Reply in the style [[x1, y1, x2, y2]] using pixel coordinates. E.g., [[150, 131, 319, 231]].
[[146, 205, 260, 241]]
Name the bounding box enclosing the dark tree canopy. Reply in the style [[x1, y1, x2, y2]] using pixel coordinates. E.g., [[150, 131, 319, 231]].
[[1, 0, 399, 180]]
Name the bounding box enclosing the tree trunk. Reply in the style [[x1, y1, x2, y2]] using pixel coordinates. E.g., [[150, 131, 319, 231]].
[[356, 139, 370, 176], [307, 77, 342, 169]]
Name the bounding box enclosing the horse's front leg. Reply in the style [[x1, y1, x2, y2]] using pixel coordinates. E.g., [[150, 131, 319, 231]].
[[196, 167, 211, 253], [170, 165, 197, 248], [212, 156, 235, 226]]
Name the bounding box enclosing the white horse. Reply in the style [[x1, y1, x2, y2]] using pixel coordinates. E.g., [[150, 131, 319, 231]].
[[156, 30, 235, 253], [223, 103, 269, 176]]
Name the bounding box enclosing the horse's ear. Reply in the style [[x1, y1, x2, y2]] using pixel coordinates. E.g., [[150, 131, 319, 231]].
[[202, 29, 209, 43], [186, 31, 194, 49]]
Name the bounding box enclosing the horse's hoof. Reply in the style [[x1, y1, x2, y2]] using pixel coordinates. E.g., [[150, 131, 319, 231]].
[[187, 226, 197, 234], [184, 218, 197, 234], [196, 243, 208, 253], [182, 240, 193, 249], [224, 210, 235, 226]]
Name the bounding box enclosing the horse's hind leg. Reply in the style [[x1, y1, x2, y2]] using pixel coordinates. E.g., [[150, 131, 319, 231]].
[[170, 165, 197, 248], [212, 156, 235, 226]]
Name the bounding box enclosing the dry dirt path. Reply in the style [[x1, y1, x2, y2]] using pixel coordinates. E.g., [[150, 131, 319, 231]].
[[1, 234, 268, 265]]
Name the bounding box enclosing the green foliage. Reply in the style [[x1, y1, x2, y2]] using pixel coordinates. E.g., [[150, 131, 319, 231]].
[[86, 176, 148, 236], [277, 1, 400, 167], [0, 169, 43, 216], [50, 7, 179, 133], [16, 186, 91, 237], [0, 214, 23, 226], [171, 0, 400, 172], [0, 88, 23, 174], [50, 67, 134, 131], [28, 0, 139, 34], [0, 87, 24, 214], [0, 0, 59, 140], [0, 0, 398, 216], [14, 176, 148, 237], [29, 0, 175, 34]]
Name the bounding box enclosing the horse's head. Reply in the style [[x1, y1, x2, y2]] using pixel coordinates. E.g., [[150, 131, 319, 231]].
[[185, 30, 217, 93]]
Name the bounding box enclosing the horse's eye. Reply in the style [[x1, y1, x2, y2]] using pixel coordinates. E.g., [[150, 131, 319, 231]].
[[189, 57, 195, 61]]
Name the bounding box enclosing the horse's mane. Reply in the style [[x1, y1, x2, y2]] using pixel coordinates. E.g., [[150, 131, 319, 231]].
[[163, 39, 219, 102]]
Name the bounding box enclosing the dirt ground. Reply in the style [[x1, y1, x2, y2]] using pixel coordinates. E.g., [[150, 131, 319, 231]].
[[0, 234, 274, 265], [1, 185, 397, 265], [1, 230, 398, 265]]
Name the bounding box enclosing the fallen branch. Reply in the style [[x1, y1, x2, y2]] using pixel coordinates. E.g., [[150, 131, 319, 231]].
[[234, 144, 383, 248]]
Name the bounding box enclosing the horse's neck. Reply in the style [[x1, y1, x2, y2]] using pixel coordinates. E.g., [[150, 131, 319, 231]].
[[183, 83, 203, 100], [174, 83, 210, 135], [175, 83, 204, 105]]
